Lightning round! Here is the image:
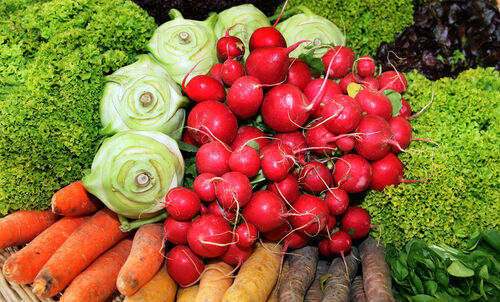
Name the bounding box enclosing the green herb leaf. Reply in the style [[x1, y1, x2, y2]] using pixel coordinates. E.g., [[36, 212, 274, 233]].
[[382, 89, 403, 116], [299, 51, 325, 72], [447, 261, 475, 277], [179, 141, 199, 153]]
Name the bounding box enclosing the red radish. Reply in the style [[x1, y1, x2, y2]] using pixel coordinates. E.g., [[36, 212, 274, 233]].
[[324, 187, 349, 216], [221, 58, 245, 86], [319, 238, 334, 257], [360, 76, 380, 90], [389, 116, 412, 153], [321, 94, 362, 134], [164, 187, 201, 221], [260, 84, 310, 132], [289, 194, 329, 236], [248, 28, 286, 51], [207, 201, 237, 221], [182, 130, 197, 146], [187, 214, 232, 258], [262, 221, 290, 241], [226, 76, 263, 119], [333, 154, 373, 193], [322, 46, 355, 79], [283, 230, 310, 250], [369, 152, 405, 191], [320, 214, 336, 235], [378, 71, 407, 93], [355, 88, 393, 121], [163, 217, 192, 245], [221, 242, 252, 266], [245, 41, 307, 85], [230, 126, 269, 151], [340, 206, 374, 239], [193, 173, 217, 202], [195, 141, 232, 176], [235, 223, 258, 248], [229, 145, 261, 178], [267, 174, 300, 204], [260, 143, 294, 182], [327, 231, 352, 254], [242, 190, 287, 232], [200, 204, 208, 215], [398, 98, 411, 118], [285, 58, 312, 91], [356, 56, 376, 77], [182, 74, 225, 103], [336, 136, 355, 152], [304, 78, 342, 118], [217, 28, 245, 61], [274, 131, 307, 164], [209, 63, 224, 85], [354, 115, 397, 160], [298, 162, 333, 193], [305, 121, 338, 155], [215, 171, 253, 209], [187, 101, 238, 145], [339, 73, 361, 94], [166, 245, 204, 287]]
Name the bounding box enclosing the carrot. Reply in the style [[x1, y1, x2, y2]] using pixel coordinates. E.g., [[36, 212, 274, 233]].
[[222, 242, 282, 302], [359, 236, 394, 302], [194, 259, 234, 302], [117, 223, 165, 296], [59, 238, 133, 302], [51, 180, 101, 216], [176, 285, 199, 302], [278, 246, 319, 302], [266, 258, 289, 302], [123, 262, 177, 302], [321, 247, 360, 302], [3, 216, 88, 284], [350, 275, 367, 302], [304, 260, 330, 302], [0, 209, 58, 249], [32, 208, 129, 298]]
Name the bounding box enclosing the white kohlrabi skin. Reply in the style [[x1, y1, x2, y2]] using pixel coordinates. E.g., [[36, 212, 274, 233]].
[[100, 54, 188, 140], [82, 131, 185, 219], [213, 4, 271, 61], [147, 9, 218, 84], [276, 7, 345, 58]]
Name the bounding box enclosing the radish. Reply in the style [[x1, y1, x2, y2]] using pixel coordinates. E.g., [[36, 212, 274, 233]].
[[339, 73, 361, 94], [209, 63, 224, 85], [163, 216, 191, 245], [319, 214, 336, 235], [321, 94, 362, 134], [370, 152, 404, 191], [354, 115, 398, 161], [260, 143, 295, 182], [267, 174, 300, 204], [226, 76, 263, 119], [228, 144, 261, 178], [242, 190, 287, 232], [333, 154, 373, 193], [260, 84, 310, 132], [207, 201, 237, 221], [360, 76, 380, 90], [355, 88, 393, 121], [214, 171, 253, 209], [327, 230, 352, 255], [245, 41, 307, 85], [217, 27, 245, 61], [322, 46, 355, 79], [230, 126, 269, 151], [398, 98, 412, 118], [187, 100, 238, 145], [274, 131, 307, 164], [193, 172, 217, 202], [336, 136, 355, 152], [261, 221, 290, 242], [166, 245, 204, 287], [248, 27, 287, 51], [304, 78, 342, 118], [289, 194, 329, 236], [356, 56, 376, 77], [378, 70, 407, 93], [182, 130, 197, 146], [298, 161, 333, 193], [319, 238, 334, 257], [389, 116, 412, 153], [221, 57, 245, 86], [221, 242, 252, 267], [340, 206, 374, 239], [182, 74, 225, 103], [235, 223, 258, 248], [324, 187, 349, 216], [195, 141, 232, 176], [187, 214, 233, 258], [164, 187, 201, 221], [305, 121, 338, 155], [282, 230, 310, 250], [285, 58, 312, 91], [200, 203, 208, 215]]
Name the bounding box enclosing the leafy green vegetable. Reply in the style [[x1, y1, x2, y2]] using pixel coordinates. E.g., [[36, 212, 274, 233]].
[[382, 89, 403, 116], [0, 0, 157, 215], [363, 68, 500, 249]]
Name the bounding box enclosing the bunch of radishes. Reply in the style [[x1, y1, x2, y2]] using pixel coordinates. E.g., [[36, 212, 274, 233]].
[[164, 22, 419, 286]]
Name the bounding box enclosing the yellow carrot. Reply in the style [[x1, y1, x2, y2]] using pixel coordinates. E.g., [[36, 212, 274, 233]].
[[266, 259, 289, 302], [194, 260, 234, 302], [176, 284, 199, 302], [123, 262, 177, 302]]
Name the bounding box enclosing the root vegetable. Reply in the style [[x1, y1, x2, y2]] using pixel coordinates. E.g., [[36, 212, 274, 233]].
[[350, 275, 367, 302], [298, 162, 333, 193], [260, 143, 295, 182], [322, 46, 355, 79], [357, 56, 375, 78], [226, 76, 264, 119], [163, 216, 191, 245], [278, 246, 318, 302], [242, 190, 287, 232], [340, 207, 374, 240], [268, 174, 300, 204], [286, 58, 312, 91], [0, 210, 58, 249], [164, 187, 201, 221], [235, 223, 258, 248], [229, 145, 261, 178], [215, 171, 253, 209], [51, 180, 101, 216], [333, 154, 373, 194], [195, 141, 232, 176], [304, 79, 342, 118], [166, 245, 204, 287], [187, 101, 238, 146], [195, 260, 234, 302], [321, 94, 362, 134], [304, 260, 330, 302], [221, 58, 245, 86], [378, 71, 407, 93], [123, 263, 177, 302], [187, 214, 232, 258], [354, 115, 397, 161], [324, 187, 349, 216], [355, 89, 393, 121], [320, 247, 360, 302], [289, 194, 329, 236], [193, 173, 217, 202]]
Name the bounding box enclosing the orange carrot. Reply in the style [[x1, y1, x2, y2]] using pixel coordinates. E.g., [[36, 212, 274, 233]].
[[117, 223, 165, 296], [59, 238, 133, 302], [32, 208, 129, 298], [0, 209, 58, 249], [51, 180, 101, 216], [3, 216, 88, 284]]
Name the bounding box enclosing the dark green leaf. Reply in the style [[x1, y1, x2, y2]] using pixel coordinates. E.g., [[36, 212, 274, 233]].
[[465, 231, 482, 251], [478, 264, 489, 280], [482, 229, 500, 252], [382, 89, 402, 116], [409, 295, 440, 302], [410, 271, 425, 294], [245, 140, 260, 153], [299, 51, 325, 72], [179, 141, 199, 153], [424, 280, 438, 296], [447, 261, 475, 277], [435, 269, 449, 287]]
